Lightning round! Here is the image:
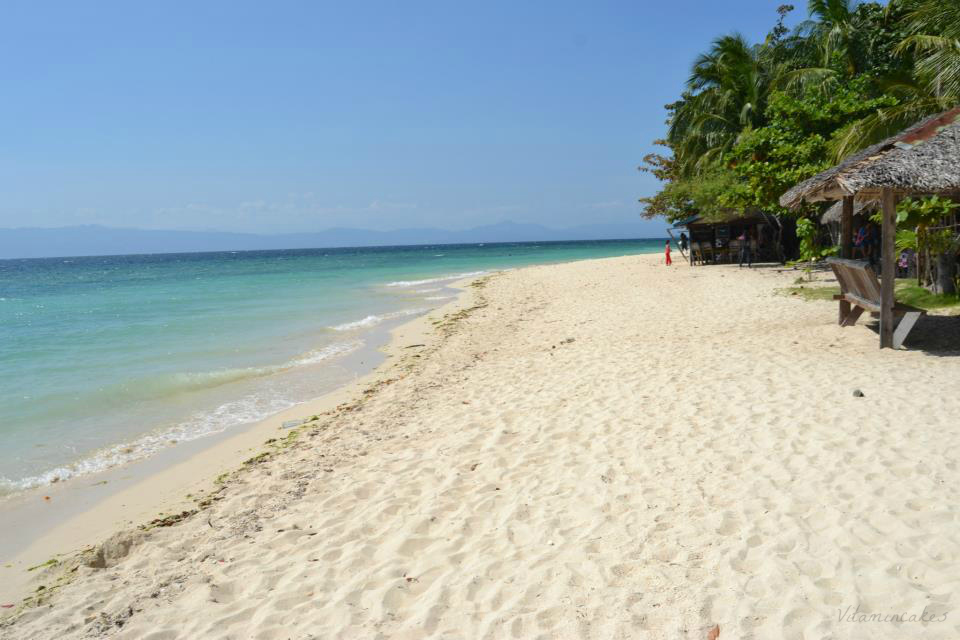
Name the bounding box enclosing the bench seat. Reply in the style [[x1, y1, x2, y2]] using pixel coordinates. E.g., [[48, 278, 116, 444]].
[[827, 257, 926, 349]]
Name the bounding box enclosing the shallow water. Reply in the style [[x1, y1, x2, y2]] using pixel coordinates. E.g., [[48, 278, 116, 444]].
[[0, 239, 661, 494]]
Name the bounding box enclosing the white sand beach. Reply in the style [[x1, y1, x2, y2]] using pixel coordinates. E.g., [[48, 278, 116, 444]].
[[3, 254, 960, 639]]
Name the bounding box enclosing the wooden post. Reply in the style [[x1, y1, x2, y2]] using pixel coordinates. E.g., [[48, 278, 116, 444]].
[[880, 188, 897, 349], [840, 195, 854, 259]]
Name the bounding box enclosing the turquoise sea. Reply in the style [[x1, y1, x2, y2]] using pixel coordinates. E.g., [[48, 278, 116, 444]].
[[0, 240, 661, 495]]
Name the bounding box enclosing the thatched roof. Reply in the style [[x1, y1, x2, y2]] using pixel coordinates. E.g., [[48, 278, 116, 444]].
[[677, 209, 767, 227], [820, 198, 878, 224], [780, 107, 960, 210]]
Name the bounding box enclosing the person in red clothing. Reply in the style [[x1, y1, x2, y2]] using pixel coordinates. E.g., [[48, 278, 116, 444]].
[[664, 239, 672, 266]]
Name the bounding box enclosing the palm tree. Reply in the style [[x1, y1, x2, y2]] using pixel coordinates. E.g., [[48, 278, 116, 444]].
[[897, 0, 960, 98], [668, 34, 774, 176], [780, 0, 861, 94], [829, 0, 960, 159], [805, 0, 860, 73]]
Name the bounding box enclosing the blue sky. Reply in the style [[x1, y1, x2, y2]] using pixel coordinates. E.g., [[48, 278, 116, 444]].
[[0, 1, 805, 235]]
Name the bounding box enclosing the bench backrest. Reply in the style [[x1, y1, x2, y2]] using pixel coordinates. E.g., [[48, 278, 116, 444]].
[[827, 257, 883, 304]]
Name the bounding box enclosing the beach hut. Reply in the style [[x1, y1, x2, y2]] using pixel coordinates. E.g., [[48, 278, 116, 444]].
[[820, 198, 878, 226], [676, 212, 780, 265], [779, 106, 960, 348], [820, 199, 878, 249]]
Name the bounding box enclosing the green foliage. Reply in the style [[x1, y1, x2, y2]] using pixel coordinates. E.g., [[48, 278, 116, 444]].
[[777, 280, 960, 310], [796, 216, 837, 262], [869, 196, 959, 255], [792, 1, 912, 82], [666, 34, 777, 177], [925, 228, 957, 255], [895, 195, 960, 227], [896, 228, 918, 252], [640, 0, 960, 233], [639, 165, 745, 224], [796, 217, 818, 260], [898, 0, 960, 98], [724, 83, 897, 214], [895, 279, 960, 310]]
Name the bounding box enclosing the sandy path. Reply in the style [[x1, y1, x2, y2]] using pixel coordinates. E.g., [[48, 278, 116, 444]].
[[4, 255, 960, 639]]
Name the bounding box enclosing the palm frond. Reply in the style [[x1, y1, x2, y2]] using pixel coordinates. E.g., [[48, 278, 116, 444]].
[[778, 66, 840, 94], [896, 34, 960, 56], [827, 98, 947, 160]]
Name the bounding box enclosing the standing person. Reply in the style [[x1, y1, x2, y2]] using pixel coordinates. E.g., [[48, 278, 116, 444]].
[[738, 229, 753, 268], [679, 232, 689, 254], [853, 224, 866, 259], [865, 222, 879, 267], [664, 239, 672, 266]]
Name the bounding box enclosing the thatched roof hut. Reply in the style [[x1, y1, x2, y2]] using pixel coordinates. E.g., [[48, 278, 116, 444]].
[[778, 106, 960, 349], [672, 211, 785, 266], [780, 107, 960, 210], [820, 198, 878, 225]]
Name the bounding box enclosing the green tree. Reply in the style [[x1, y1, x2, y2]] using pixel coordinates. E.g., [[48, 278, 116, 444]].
[[803, 0, 861, 74], [898, 0, 960, 97], [829, 0, 959, 158], [875, 196, 960, 293], [726, 82, 897, 214], [783, 2, 909, 96], [638, 0, 960, 264], [667, 34, 779, 176]]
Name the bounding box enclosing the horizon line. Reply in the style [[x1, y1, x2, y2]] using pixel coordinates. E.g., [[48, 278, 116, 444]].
[[0, 219, 656, 236], [0, 236, 667, 262]]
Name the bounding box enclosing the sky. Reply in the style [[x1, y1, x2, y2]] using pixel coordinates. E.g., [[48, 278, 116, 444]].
[[0, 1, 806, 236]]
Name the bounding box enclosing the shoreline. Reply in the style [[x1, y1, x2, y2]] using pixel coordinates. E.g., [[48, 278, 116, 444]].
[[4, 253, 959, 638], [1, 241, 663, 503], [0, 275, 483, 606]]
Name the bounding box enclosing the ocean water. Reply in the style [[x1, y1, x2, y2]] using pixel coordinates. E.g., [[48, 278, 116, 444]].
[[0, 239, 661, 495]]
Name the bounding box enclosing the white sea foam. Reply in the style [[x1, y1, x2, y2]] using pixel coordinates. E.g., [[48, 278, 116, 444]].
[[0, 394, 294, 493], [289, 341, 361, 366], [384, 271, 487, 288], [170, 341, 362, 390], [330, 308, 426, 331], [425, 295, 454, 301], [0, 340, 362, 494]]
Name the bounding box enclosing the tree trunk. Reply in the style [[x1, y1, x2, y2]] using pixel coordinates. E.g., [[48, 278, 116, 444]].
[[841, 196, 854, 259], [916, 228, 922, 285], [880, 188, 897, 349], [776, 224, 785, 264], [934, 252, 957, 295]]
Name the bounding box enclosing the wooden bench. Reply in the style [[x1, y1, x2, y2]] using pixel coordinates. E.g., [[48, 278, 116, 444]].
[[827, 257, 926, 349]]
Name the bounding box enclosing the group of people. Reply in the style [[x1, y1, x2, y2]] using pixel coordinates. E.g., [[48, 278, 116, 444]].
[[664, 233, 690, 266], [664, 229, 754, 267], [664, 234, 686, 266], [660, 220, 911, 271]]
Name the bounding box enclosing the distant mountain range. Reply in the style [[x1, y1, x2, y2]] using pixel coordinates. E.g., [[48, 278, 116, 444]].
[[0, 222, 662, 259]]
